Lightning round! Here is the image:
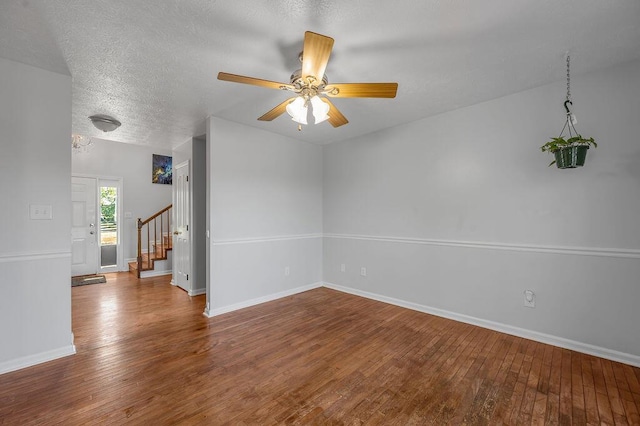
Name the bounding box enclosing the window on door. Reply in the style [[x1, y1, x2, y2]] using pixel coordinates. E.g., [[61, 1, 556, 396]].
[[99, 185, 118, 267]]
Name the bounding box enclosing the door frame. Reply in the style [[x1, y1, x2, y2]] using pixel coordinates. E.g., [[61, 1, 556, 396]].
[[72, 174, 124, 273]]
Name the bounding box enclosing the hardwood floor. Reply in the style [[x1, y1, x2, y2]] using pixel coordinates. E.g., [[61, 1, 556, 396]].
[[1, 273, 639, 425]]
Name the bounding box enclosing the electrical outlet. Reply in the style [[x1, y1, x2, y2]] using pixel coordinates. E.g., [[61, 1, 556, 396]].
[[29, 204, 53, 220], [360, 267, 367, 277], [340, 264, 346, 272], [284, 266, 290, 276], [524, 290, 535, 308]]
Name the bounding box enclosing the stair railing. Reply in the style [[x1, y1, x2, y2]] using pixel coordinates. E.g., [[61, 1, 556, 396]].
[[136, 204, 172, 278]]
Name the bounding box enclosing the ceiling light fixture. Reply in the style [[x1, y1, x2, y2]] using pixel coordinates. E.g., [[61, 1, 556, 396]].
[[286, 95, 330, 127], [310, 96, 329, 124], [286, 97, 308, 125], [283, 65, 330, 129], [89, 115, 121, 132], [71, 134, 93, 154]]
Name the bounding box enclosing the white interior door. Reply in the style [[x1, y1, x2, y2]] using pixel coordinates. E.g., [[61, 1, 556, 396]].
[[71, 176, 98, 276], [175, 161, 191, 291]]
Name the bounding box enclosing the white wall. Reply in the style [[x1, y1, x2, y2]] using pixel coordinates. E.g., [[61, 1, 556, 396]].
[[206, 118, 323, 315], [72, 139, 173, 264], [0, 57, 75, 373], [323, 59, 640, 365]]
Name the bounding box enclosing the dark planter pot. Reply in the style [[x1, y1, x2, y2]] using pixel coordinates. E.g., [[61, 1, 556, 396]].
[[554, 145, 589, 169]]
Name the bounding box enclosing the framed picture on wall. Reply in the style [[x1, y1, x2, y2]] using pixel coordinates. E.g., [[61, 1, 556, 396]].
[[152, 154, 172, 185]]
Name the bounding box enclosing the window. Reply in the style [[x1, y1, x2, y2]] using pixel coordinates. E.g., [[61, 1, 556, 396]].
[[99, 185, 118, 267]]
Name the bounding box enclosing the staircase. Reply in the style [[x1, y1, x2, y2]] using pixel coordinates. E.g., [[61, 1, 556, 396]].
[[129, 205, 173, 278]]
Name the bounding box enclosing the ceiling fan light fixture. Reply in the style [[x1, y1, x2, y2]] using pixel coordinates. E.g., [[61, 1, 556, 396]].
[[310, 96, 330, 124], [286, 97, 308, 125], [89, 115, 121, 132], [217, 31, 396, 129]]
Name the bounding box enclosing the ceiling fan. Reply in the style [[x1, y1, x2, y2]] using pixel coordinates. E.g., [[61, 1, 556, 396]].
[[217, 31, 398, 129]]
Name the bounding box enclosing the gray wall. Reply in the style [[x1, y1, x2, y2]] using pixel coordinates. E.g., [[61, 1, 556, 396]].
[[192, 137, 207, 294], [323, 59, 640, 365], [206, 117, 323, 314], [0, 57, 74, 373]]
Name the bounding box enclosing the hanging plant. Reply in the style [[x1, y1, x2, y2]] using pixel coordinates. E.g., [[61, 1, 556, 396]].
[[541, 55, 597, 169], [540, 132, 597, 168]]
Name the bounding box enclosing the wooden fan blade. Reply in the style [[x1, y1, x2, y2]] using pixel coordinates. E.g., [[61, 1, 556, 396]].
[[324, 83, 398, 98], [258, 98, 296, 121], [320, 98, 348, 128], [217, 72, 293, 91], [301, 32, 334, 83]]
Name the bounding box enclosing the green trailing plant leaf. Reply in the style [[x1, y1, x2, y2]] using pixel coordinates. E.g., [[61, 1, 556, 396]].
[[540, 135, 597, 153]]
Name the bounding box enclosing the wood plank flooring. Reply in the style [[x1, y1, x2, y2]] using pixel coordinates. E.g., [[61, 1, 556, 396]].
[[1, 272, 639, 424]]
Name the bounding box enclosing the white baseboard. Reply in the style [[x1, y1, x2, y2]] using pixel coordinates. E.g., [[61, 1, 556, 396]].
[[188, 287, 206, 296], [0, 344, 76, 375], [139, 270, 172, 278], [204, 282, 323, 318], [323, 282, 640, 368]]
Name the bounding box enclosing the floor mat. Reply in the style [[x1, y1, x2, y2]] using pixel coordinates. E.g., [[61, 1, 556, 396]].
[[71, 274, 106, 287]]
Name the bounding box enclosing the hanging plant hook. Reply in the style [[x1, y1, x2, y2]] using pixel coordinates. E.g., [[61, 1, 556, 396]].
[[564, 99, 573, 115]]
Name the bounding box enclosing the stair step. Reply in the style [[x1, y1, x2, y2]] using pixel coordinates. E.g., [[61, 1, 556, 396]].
[[128, 249, 172, 275], [128, 261, 153, 272]]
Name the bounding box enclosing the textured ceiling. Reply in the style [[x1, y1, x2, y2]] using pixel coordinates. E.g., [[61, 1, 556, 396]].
[[1, 0, 639, 148]]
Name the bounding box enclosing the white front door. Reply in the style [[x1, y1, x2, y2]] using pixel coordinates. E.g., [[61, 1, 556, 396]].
[[71, 176, 98, 276], [175, 161, 191, 291]]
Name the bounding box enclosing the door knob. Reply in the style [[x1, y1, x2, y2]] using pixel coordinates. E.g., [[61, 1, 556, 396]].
[[173, 231, 181, 235]]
